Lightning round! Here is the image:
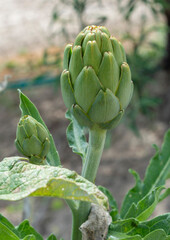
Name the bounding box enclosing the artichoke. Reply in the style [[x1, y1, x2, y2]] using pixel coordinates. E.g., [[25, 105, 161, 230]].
[[61, 25, 133, 129], [15, 115, 50, 164]]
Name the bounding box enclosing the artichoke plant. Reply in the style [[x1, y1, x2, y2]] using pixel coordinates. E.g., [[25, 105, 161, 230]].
[[61, 25, 133, 129], [15, 115, 50, 164]]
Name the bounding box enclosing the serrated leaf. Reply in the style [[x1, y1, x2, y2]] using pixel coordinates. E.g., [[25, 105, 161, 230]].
[[0, 157, 108, 209], [120, 129, 170, 218], [66, 110, 88, 162], [124, 187, 164, 221], [109, 214, 170, 238], [98, 185, 119, 221], [18, 90, 60, 166]]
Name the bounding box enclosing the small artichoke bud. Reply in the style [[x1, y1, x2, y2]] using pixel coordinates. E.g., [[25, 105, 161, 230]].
[[61, 25, 134, 129], [15, 115, 50, 165]]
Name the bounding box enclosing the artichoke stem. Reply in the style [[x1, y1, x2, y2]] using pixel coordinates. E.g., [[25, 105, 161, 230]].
[[71, 125, 107, 240], [82, 125, 107, 182]]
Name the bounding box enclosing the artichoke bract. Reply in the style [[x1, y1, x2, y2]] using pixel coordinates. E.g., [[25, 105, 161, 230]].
[[15, 115, 50, 165], [61, 25, 133, 129]]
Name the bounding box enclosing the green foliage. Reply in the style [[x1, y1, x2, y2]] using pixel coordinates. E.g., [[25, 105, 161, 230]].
[[98, 186, 119, 222], [0, 52, 169, 239], [108, 215, 170, 239], [66, 110, 88, 163], [120, 129, 170, 218], [98, 130, 170, 240], [106, 129, 170, 239], [0, 214, 60, 240], [0, 156, 108, 209]]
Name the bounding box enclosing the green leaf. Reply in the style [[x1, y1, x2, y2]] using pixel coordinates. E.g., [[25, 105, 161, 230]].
[[22, 235, 36, 240], [0, 157, 108, 209], [16, 220, 43, 239], [140, 214, 170, 236], [66, 110, 88, 162], [98, 185, 119, 221], [0, 214, 17, 234], [0, 222, 19, 240], [47, 234, 58, 240], [18, 90, 60, 166], [109, 214, 170, 238], [109, 218, 140, 235], [124, 186, 164, 221], [108, 231, 142, 240], [159, 188, 170, 203], [0, 214, 42, 240], [143, 229, 167, 240], [120, 129, 170, 218]]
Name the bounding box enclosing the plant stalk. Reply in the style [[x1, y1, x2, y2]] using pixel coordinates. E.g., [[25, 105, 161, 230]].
[[71, 125, 107, 240]]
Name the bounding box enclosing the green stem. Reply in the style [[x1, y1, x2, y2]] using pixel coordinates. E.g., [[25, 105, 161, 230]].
[[82, 125, 107, 182], [71, 125, 107, 240]]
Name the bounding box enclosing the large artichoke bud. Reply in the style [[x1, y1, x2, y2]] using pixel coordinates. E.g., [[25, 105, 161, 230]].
[[15, 115, 50, 164], [61, 25, 133, 129]]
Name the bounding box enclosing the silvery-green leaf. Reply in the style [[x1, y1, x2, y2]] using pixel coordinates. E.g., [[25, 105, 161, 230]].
[[66, 110, 88, 162], [0, 157, 108, 209]]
